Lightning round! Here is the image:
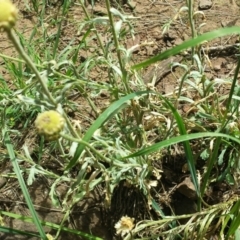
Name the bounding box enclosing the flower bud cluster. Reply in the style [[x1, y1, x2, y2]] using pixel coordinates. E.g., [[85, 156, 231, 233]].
[[0, 0, 18, 31], [35, 110, 65, 141]]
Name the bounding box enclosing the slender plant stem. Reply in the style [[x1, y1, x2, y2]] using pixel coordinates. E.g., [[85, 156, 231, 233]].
[[200, 138, 221, 195], [201, 58, 240, 194], [6, 28, 80, 138], [79, 0, 125, 97], [186, 0, 196, 62], [61, 133, 141, 168], [71, 64, 99, 116], [6, 29, 57, 106], [105, 0, 130, 93], [220, 57, 240, 130], [225, 57, 240, 114], [0, 53, 25, 64], [61, 133, 111, 163], [79, 1, 106, 55], [130, 196, 238, 238]]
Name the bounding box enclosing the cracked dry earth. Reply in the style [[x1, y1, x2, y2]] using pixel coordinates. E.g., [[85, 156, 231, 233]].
[[1, 0, 240, 239]]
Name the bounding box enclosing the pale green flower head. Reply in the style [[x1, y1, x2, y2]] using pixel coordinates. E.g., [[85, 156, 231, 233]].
[[0, 0, 18, 31], [35, 110, 65, 141]]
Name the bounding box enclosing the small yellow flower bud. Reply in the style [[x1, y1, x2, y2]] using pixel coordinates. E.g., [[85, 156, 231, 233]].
[[35, 110, 65, 141], [0, 0, 18, 31]]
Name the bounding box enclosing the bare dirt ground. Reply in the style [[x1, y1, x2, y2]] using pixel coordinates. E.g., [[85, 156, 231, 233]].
[[1, 0, 240, 239]]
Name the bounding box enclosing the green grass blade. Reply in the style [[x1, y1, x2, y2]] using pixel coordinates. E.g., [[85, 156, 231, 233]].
[[123, 132, 240, 158], [151, 199, 180, 237], [200, 137, 222, 195], [0, 210, 103, 240], [0, 226, 39, 237], [226, 200, 240, 238], [1, 110, 47, 240], [235, 229, 240, 240], [131, 26, 240, 70], [225, 57, 240, 112], [161, 96, 200, 196], [53, 0, 71, 58], [65, 90, 151, 170], [201, 58, 240, 195]]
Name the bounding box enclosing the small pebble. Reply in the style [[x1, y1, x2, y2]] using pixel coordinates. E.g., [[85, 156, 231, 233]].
[[199, 0, 212, 10], [213, 64, 221, 71]]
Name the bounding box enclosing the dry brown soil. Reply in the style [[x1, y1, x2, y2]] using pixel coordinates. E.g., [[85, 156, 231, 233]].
[[1, 0, 240, 239]]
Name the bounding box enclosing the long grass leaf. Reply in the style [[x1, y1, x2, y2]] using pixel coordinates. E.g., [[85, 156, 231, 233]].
[[161, 96, 200, 196], [0, 226, 39, 237], [132, 27, 240, 70], [1, 110, 47, 240], [0, 210, 103, 240], [66, 90, 151, 170], [123, 132, 240, 158], [226, 200, 240, 238]]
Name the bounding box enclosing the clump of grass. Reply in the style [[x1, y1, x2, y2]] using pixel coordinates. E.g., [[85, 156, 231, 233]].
[[1, 0, 240, 239]]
